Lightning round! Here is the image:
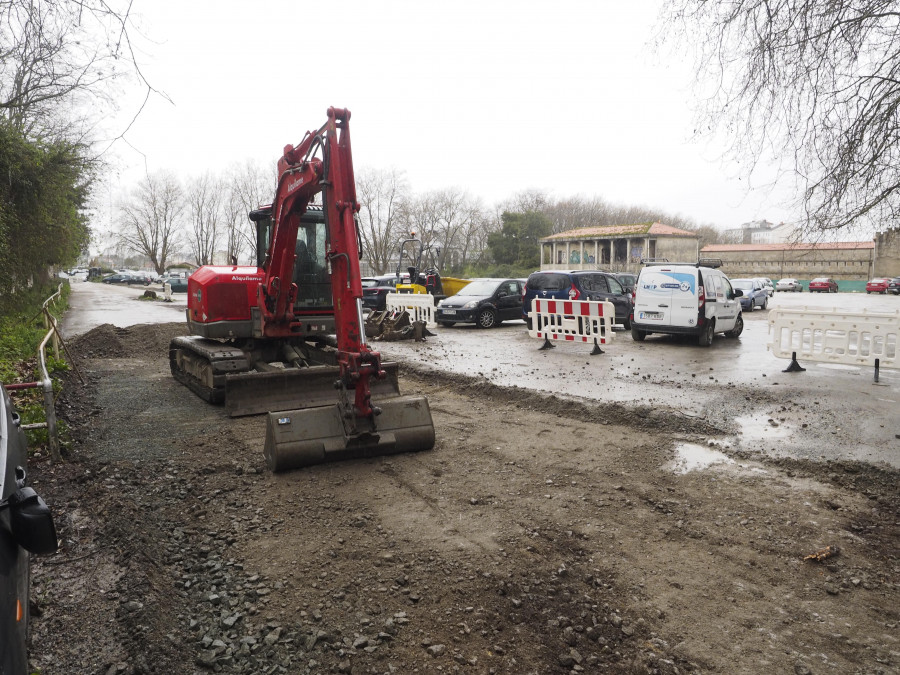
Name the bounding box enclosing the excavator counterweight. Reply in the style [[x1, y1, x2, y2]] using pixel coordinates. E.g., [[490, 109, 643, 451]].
[[169, 107, 435, 470]]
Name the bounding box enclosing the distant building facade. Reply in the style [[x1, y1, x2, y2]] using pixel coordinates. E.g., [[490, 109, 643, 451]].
[[723, 219, 798, 244], [539, 222, 699, 273]]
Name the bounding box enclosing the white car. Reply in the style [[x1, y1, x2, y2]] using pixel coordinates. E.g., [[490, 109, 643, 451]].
[[776, 278, 803, 292], [756, 277, 775, 296]]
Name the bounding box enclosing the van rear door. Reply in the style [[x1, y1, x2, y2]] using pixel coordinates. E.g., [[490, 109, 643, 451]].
[[635, 267, 699, 328], [634, 267, 675, 325]]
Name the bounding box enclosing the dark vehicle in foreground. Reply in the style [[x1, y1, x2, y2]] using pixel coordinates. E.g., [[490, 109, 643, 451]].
[[731, 278, 768, 311], [809, 277, 839, 293], [361, 274, 402, 311], [866, 278, 890, 294], [522, 271, 633, 329], [888, 277, 900, 295], [436, 278, 524, 328], [1, 386, 58, 674]]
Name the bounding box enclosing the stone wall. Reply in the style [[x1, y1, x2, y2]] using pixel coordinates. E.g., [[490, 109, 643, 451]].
[[875, 228, 900, 277], [700, 246, 875, 280]]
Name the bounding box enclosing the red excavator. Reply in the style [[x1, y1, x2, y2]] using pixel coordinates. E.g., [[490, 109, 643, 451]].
[[169, 107, 435, 471]]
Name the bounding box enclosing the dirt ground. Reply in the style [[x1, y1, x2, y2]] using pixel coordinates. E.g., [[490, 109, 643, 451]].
[[23, 322, 900, 675]]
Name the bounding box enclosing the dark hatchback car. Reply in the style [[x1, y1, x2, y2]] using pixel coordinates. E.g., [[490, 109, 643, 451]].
[[888, 277, 900, 295], [162, 276, 188, 293], [102, 273, 149, 285], [436, 278, 524, 328], [1, 386, 58, 674], [522, 271, 633, 329], [361, 274, 402, 311]]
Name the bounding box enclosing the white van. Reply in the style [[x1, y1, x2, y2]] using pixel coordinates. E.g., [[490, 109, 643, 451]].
[[630, 262, 744, 346]]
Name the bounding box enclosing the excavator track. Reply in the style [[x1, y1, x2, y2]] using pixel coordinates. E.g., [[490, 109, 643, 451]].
[[169, 335, 404, 418], [169, 336, 250, 404]]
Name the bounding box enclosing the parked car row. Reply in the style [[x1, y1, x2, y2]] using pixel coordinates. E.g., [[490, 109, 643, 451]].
[[864, 276, 900, 294]]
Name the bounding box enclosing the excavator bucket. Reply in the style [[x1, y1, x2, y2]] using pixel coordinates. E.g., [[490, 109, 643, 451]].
[[224, 362, 401, 417], [263, 395, 435, 472]]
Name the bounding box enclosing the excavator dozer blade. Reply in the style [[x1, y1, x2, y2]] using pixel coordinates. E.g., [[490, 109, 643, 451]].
[[225, 362, 401, 417], [263, 395, 435, 472]]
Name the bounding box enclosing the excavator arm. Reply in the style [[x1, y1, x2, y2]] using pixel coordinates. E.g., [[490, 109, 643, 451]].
[[259, 107, 381, 418], [256, 107, 435, 470]]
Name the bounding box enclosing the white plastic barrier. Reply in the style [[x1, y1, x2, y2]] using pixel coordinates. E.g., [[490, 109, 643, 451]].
[[528, 298, 615, 347], [768, 307, 899, 369], [385, 292, 435, 325]]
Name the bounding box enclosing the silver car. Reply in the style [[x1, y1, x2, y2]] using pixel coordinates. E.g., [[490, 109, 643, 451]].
[[776, 278, 803, 292]]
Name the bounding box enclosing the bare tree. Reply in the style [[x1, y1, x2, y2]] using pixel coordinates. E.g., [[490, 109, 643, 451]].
[[185, 172, 222, 266], [356, 167, 409, 274], [401, 188, 487, 272], [660, 0, 900, 236], [0, 0, 164, 142], [118, 171, 185, 274], [223, 159, 274, 265]]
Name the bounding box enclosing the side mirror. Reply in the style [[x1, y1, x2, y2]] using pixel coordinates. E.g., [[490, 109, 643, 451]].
[[7, 487, 58, 555], [733, 289, 743, 297]]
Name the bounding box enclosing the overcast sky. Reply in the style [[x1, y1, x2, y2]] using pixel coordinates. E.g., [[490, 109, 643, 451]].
[[101, 0, 798, 232]]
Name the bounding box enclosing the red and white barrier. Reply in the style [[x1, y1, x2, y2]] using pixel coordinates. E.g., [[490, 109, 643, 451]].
[[528, 299, 615, 345]]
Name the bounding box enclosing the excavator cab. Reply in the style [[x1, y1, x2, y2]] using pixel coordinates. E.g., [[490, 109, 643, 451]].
[[251, 206, 332, 311]]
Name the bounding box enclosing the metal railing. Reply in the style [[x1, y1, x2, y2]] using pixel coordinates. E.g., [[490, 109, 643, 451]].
[[3, 283, 73, 463]]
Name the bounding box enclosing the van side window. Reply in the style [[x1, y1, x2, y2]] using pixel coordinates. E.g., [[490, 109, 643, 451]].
[[722, 278, 735, 299], [607, 276, 624, 294], [712, 275, 724, 299]]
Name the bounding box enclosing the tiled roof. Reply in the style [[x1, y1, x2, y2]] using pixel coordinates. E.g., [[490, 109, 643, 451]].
[[702, 242, 874, 252], [543, 222, 696, 241]]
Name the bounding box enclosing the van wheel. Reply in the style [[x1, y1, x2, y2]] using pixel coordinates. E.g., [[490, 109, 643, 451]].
[[725, 314, 744, 338], [698, 319, 715, 346], [525, 317, 533, 330], [631, 326, 646, 341]]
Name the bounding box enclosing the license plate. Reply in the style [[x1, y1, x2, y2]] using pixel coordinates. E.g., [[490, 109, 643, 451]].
[[640, 311, 662, 320], [442, 309, 456, 315]]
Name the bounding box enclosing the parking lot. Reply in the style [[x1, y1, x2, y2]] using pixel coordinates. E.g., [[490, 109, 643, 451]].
[[380, 291, 900, 468]]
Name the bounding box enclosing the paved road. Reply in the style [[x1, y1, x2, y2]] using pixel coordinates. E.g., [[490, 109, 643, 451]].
[[60, 279, 187, 338]]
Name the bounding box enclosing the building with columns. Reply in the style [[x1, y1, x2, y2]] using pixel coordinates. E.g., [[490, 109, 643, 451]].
[[538, 222, 699, 273]]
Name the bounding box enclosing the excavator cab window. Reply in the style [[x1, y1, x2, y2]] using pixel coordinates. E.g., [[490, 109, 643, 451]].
[[293, 209, 332, 310]]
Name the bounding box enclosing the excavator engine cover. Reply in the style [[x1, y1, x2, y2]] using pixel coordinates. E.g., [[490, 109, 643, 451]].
[[264, 395, 435, 472]]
